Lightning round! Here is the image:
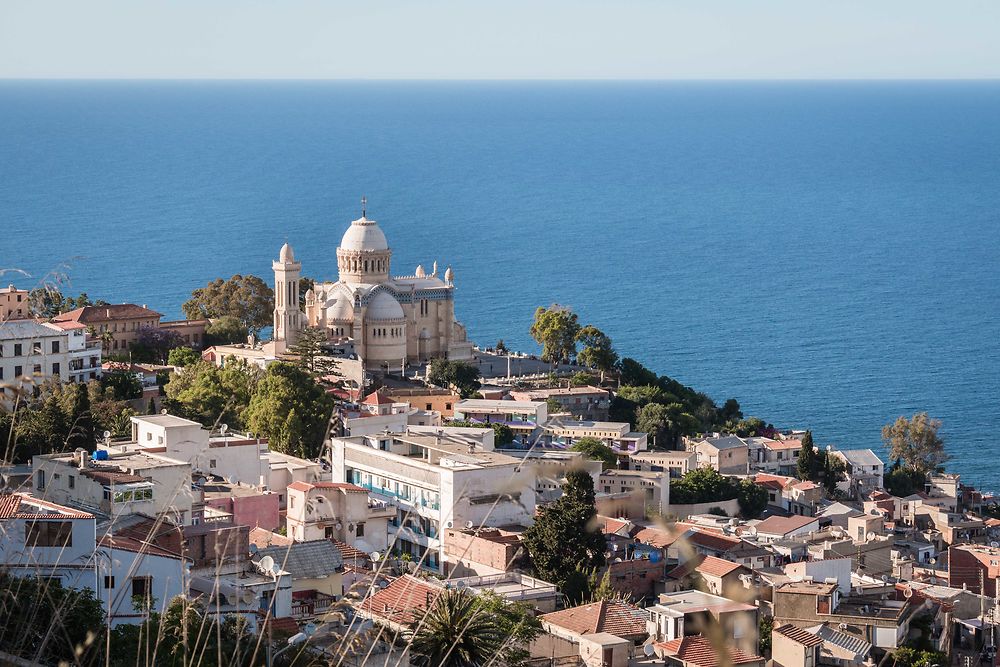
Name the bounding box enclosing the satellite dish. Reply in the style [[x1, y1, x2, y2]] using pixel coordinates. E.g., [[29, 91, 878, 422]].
[[220, 424, 229, 434], [880, 575, 888, 583], [866, 532, 877, 542], [644, 645, 656, 657], [839, 623, 849, 630], [103, 430, 111, 439], [745, 526, 758, 537], [160, 408, 168, 415], [242, 589, 256, 604], [445, 521, 454, 529], [303, 623, 317, 637], [614, 557, 623, 563], [990, 542, 999, 549], [249, 544, 258, 555], [259, 555, 275, 574], [465, 520, 474, 529], [335, 522, 343, 531], [902, 586, 913, 599], [371, 552, 381, 562]]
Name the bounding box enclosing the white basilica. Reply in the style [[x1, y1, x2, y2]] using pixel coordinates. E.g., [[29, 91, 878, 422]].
[[271, 204, 474, 367]]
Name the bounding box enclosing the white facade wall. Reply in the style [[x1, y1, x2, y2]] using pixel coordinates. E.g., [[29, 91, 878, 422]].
[[0, 513, 98, 592], [0, 321, 72, 385], [98, 546, 187, 627]]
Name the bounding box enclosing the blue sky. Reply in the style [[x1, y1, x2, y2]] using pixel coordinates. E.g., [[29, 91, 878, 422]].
[[1, 0, 997, 79]]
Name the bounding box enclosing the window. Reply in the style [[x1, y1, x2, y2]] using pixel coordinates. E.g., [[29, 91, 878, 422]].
[[131, 577, 152, 599], [68, 475, 75, 489], [52, 362, 60, 375], [104, 576, 115, 589], [32, 342, 41, 355], [209, 459, 217, 468], [14, 365, 22, 378], [33, 364, 41, 374], [289, 497, 296, 509], [356, 522, 365, 537], [14, 343, 22, 356], [25, 521, 73, 547], [36, 470, 45, 490], [51, 341, 60, 353]]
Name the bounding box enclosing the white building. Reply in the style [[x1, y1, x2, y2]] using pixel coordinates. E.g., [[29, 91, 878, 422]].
[[539, 417, 648, 455], [453, 398, 548, 442], [0, 492, 98, 592], [49, 320, 103, 383], [831, 449, 885, 498], [0, 319, 76, 386], [97, 534, 188, 627], [329, 429, 537, 572], [33, 447, 195, 524]]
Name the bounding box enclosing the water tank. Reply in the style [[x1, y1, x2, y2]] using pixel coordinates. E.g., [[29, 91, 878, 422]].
[[91, 450, 109, 461]]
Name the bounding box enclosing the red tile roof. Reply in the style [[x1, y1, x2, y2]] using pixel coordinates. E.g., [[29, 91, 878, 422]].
[[773, 624, 824, 648], [754, 515, 817, 536], [264, 616, 300, 637], [362, 390, 395, 406], [541, 600, 647, 639], [100, 534, 184, 560], [764, 439, 802, 451], [684, 528, 742, 552], [667, 555, 706, 580], [360, 575, 443, 626], [657, 635, 763, 667], [332, 540, 372, 564], [695, 555, 745, 578], [286, 481, 367, 493], [53, 304, 163, 323], [0, 493, 94, 519], [603, 517, 631, 535], [249, 527, 292, 549]]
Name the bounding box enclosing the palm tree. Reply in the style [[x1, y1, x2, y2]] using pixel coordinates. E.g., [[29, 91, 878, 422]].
[[409, 589, 504, 667]]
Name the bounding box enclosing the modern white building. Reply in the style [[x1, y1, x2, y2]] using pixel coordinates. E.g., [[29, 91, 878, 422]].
[[49, 320, 103, 383], [538, 417, 648, 455], [831, 449, 885, 498], [97, 534, 188, 627], [453, 398, 548, 442], [329, 429, 537, 572]]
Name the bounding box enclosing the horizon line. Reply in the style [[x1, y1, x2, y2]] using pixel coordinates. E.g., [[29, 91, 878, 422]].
[[2, 76, 1000, 83]]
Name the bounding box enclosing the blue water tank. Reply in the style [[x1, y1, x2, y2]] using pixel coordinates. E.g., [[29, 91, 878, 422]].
[[92, 450, 110, 461]]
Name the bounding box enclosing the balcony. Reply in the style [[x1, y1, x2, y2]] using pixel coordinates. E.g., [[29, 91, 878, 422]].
[[291, 591, 338, 619]]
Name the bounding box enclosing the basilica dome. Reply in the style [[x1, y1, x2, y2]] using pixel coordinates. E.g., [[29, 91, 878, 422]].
[[324, 296, 354, 322], [367, 291, 405, 321], [340, 216, 389, 252]]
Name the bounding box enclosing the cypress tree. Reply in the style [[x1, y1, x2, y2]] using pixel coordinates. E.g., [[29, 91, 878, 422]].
[[797, 430, 816, 481]]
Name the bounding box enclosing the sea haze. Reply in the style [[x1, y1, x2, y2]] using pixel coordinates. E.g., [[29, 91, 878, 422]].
[[1, 81, 998, 487]]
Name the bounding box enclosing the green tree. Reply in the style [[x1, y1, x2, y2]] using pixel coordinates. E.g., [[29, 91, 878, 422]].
[[881, 412, 949, 474], [759, 615, 773, 655], [286, 327, 336, 376], [100, 362, 142, 400], [146, 397, 157, 414], [522, 470, 606, 602], [66, 381, 95, 451], [545, 396, 563, 415], [635, 402, 699, 450], [822, 451, 846, 495], [737, 478, 768, 518], [884, 465, 927, 497], [575, 325, 618, 380], [618, 358, 659, 387], [130, 327, 184, 364], [164, 359, 259, 428], [203, 315, 250, 346], [182, 274, 274, 335], [469, 591, 542, 667], [570, 371, 597, 387], [570, 436, 617, 469], [409, 589, 505, 667], [0, 571, 105, 665], [167, 346, 200, 367], [491, 422, 515, 447], [428, 358, 481, 398], [494, 339, 509, 355], [530, 304, 581, 365], [796, 431, 817, 481], [720, 398, 743, 422], [244, 362, 333, 458]]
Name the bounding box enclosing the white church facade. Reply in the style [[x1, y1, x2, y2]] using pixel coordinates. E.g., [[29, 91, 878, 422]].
[[271, 204, 474, 368]]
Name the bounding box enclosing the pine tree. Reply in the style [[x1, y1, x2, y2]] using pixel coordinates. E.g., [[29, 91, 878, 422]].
[[522, 470, 607, 603], [146, 397, 157, 414], [797, 431, 816, 481]]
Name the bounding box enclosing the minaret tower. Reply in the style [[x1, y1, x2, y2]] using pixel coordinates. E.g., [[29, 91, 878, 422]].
[[273, 242, 302, 351]]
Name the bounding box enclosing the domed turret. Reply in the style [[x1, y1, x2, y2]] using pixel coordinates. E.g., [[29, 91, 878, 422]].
[[279, 242, 295, 262], [336, 198, 392, 285], [415, 264, 426, 278], [444, 266, 454, 283]]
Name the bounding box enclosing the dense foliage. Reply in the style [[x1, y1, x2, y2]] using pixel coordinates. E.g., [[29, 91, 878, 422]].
[[427, 358, 481, 398], [575, 325, 617, 377], [882, 412, 948, 474], [167, 346, 200, 367], [182, 274, 274, 335], [130, 327, 185, 364], [203, 315, 250, 346], [286, 327, 336, 376], [27, 288, 108, 319], [669, 467, 767, 518], [522, 470, 607, 602], [244, 362, 334, 458], [529, 304, 581, 364], [570, 436, 617, 469], [164, 359, 260, 429]]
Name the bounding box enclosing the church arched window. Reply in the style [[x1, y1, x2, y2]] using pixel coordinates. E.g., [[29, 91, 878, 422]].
[[364, 260, 369, 272]]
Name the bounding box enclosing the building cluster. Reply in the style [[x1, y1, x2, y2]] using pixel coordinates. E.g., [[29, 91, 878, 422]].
[[5, 209, 999, 666]]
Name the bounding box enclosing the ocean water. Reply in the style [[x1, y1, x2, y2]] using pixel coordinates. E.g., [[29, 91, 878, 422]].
[[1, 81, 998, 487]]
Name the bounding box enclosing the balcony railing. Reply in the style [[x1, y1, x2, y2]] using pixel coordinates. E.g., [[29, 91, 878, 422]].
[[291, 592, 338, 619]]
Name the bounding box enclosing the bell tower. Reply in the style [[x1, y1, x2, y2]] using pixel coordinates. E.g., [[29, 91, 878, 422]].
[[273, 242, 302, 351]]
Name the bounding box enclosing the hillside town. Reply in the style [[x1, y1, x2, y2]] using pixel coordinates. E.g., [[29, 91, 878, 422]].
[[2, 208, 995, 667]]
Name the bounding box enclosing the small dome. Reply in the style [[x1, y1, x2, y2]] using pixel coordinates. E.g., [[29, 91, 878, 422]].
[[305, 288, 315, 303], [279, 242, 295, 262], [366, 291, 404, 321], [324, 296, 354, 322], [340, 217, 389, 252], [444, 266, 454, 282], [415, 264, 426, 278]]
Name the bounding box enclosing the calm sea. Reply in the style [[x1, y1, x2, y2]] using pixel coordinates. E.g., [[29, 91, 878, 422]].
[[2, 81, 998, 487]]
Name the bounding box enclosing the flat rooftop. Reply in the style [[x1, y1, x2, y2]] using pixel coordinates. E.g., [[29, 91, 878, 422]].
[[132, 414, 203, 428], [455, 399, 543, 412], [655, 589, 756, 614], [544, 419, 629, 431]]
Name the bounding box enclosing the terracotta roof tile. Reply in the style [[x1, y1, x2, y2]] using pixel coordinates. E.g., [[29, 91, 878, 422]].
[[667, 555, 706, 580], [774, 624, 825, 648], [0, 493, 94, 519], [100, 534, 184, 560], [657, 635, 763, 667], [332, 540, 372, 564], [541, 600, 647, 639], [695, 555, 745, 578], [53, 304, 163, 323], [287, 481, 366, 493], [360, 575, 443, 626], [753, 515, 817, 536], [634, 525, 685, 548], [362, 390, 395, 406], [249, 527, 292, 549], [684, 529, 742, 552]]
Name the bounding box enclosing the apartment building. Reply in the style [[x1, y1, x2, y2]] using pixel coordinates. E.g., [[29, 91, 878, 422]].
[[0, 319, 75, 385], [49, 320, 103, 382], [329, 429, 537, 572], [53, 303, 163, 353], [1, 284, 30, 320], [539, 417, 648, 455], [509, 385, 610, 420]]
